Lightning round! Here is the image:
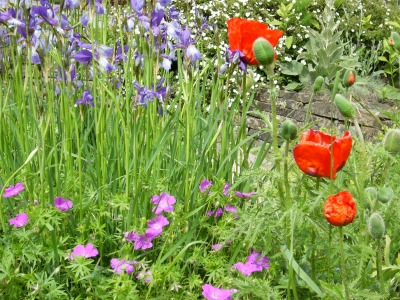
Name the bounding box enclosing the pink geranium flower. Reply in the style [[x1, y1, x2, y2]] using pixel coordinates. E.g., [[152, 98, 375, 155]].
[[151, 192, 176, 214], [110, 258, 137, 275], [235, 191, 256, 198], [3, 182, 25, 198], [146, 215, 169, 237], [71, 243, 98, 260], [202, 284, 235, 300], [54, 197, 73, 212], [9, 213, 29, 227], [199, 180, 212, 193]]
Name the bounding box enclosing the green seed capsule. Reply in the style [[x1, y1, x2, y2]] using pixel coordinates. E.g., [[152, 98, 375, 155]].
[[377, 187, 394, 204], [368, 212, 385, 240], [365, 187, 377, 210], [334, 94, 356, 119], [384, 129, 400, 155], [253, 37, 275, 66], [313, 76, 324, 93], [280, 120, 298, 141]]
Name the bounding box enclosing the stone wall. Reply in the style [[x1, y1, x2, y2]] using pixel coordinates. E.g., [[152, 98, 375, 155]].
[[247, 89, 395, 143]]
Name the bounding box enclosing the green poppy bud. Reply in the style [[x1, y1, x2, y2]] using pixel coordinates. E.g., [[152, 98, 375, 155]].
[[377, 187, 394, 204], [384, 129, 400, 154], [365, 187, 377, 210], [280, 120, 298, 141], [343, 70, 356, 88], [334, 94, 356, 119], [253, 37, 275, 66], [313, 76, 324, 93], [368, 212, 385, 240], [391, 32, 400, 53]]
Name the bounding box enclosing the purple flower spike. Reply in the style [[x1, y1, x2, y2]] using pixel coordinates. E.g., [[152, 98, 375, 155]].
[[235, 191, 256, 198], [3, 182, 25, 198], [202, 284, 235, 300], [110, 258, 137, 275], [54, 197, 73, 212], [9, 213, 29, 228], [151, 192, 176, 214], [199, 180, 212, 193], [146, 215, 169, 237], [71, 243, 98, 260], [134, 233, 155, 250]]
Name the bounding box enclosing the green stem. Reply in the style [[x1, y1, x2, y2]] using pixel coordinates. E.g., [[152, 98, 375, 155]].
[[339, 226, 350, 300], [377, 238, 384, 292], [305, 92, 315, 124], [327, 225, 332, 284]]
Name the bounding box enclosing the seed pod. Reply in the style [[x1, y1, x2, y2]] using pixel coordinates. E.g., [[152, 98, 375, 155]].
[[253, 37, 275, 66], [280, 120, 298, 141], [368, 212, 385, 239], [365, 187, 377, 210], [313, 76, 324, 93], [377, 187, 394, 204], [343, 70, 356, 88], [384, 129, 400, 155], [334, 94, 356, 119], [391, 32, 400, 53]]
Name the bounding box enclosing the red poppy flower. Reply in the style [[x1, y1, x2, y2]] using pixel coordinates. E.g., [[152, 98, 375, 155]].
[[323, 191, 357, 226], [227, 18, 284, 65], [293, 129, 352, 179]]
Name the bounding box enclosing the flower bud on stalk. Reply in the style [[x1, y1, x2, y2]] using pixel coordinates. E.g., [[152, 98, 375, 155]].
[[253, 37, 275, 65], [334, 94, 356, 119], [280, 120, 297, 141], [368, 212, 385, 239], [343, 70, 356, 88], [391, 32, 400, 52], [313, 76, 324, 93], [383, 129, 400, 154], [364, 187, 377, 210], [377, 187, 394, 204]]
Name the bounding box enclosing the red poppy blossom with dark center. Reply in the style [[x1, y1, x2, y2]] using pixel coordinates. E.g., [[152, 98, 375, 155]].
[[293, 129, 352, 179], [323, 191, 357, 226], [227, 18, 284, 65]]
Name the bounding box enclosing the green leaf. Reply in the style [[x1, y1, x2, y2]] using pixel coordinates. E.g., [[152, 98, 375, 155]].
[[285, 36, 293, 49], [285, 82, 303, 90], [281, 245, 323, 298], [269, 20, 282, 26], [378, 56, 389, 62]]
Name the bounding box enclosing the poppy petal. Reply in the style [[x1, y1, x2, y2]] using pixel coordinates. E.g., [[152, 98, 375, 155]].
[[331, 131, 352, 172], [293, 142, 335, 179]]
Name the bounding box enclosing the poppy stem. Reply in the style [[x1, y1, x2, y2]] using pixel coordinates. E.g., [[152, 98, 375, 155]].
[[304, 91, 314, 125], [339, 226, 351, 300], [377, 238, 385, 292]]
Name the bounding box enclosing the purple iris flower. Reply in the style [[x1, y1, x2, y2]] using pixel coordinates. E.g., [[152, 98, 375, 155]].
[[130, 0, 144, 15], [3, 182, 25, 198], [168, 6, 179, 19], [74, 41, 115, 72], [146, 215, 169, 237], [75, 90, 94, 107], [177, 29, 202, 64], [151, 192, 176, 214], [65, 0, 81, 10], [115, 44, 129, 63], [158, 0, 171, 7], [134, 78, 168, 107]]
